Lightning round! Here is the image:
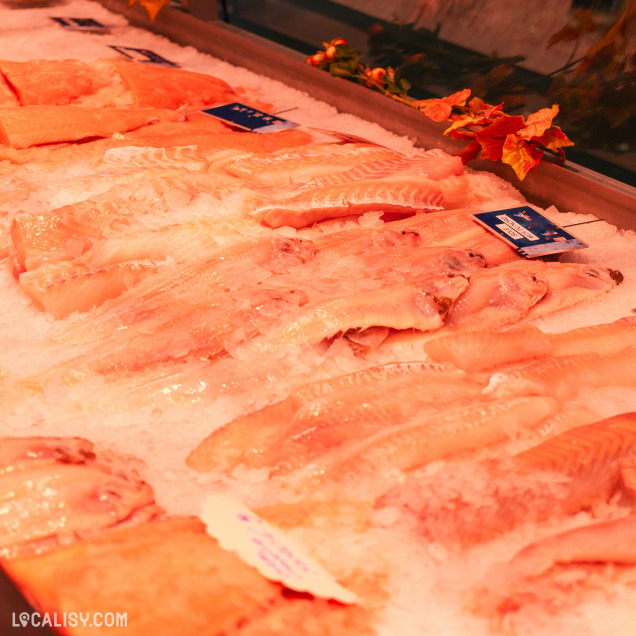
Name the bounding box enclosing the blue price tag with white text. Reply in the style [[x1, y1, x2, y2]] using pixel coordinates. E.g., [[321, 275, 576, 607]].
[[202, 102, 298, 133], [473, 206, 588, 257]]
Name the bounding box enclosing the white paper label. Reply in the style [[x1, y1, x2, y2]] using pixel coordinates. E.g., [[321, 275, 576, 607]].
[[201, 495, 357, 604], [496, 214, 539, 241]]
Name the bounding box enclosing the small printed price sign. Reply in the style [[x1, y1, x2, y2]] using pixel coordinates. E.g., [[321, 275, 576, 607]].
[[109, 46, 178, 67], [473, 206, 588, 257], [202, 102, 298, 133], [201, 495, 357, 604]]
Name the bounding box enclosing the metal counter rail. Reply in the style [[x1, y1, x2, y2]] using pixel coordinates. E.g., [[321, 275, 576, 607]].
[[101, 0, 636, 231]]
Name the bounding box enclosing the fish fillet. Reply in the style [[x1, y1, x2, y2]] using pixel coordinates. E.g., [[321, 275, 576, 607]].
[[0, 105, 180, 149], [444, 267, 549, 330], [0, 59, 112, 106], [289, 396, 561, 487], [424, 325, 553, 370], [100, 57, 238, 110], [0, 437, 157, 559], [486, 345, 636, 400], [57, 236, 316, 345], [224, 143, 402, 186], [187, 362, 482, 474], [498, 260, 622, 319], [257, 178, 444, 229], [254, 274, 469, 353]]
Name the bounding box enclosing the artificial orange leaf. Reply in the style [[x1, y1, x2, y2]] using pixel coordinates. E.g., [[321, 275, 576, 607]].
[[129, 0, 170, 20], [419, 100, 453, 122], [456, 140, 482, 165], [467, 98, 503, 120], [547, 8, 596, 48], [443, 88, 472, 106], [502, 135, 544, 180], [475, 114, 525, 161], [444, 114, 482, 138], [518, 105, 559, 140], [536, 125, 575, 152]]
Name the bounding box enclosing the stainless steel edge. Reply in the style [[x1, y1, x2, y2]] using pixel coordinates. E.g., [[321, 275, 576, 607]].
[[101, 0, 636, 230]]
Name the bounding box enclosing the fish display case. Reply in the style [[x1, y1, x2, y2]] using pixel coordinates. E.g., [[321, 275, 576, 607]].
[[1, 0, 636, 635]]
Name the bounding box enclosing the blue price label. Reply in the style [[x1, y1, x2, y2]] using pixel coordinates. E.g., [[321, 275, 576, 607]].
[[51, 18, 107, 31], [472, 206, 588, 257], [202, 102, 298, 133], [109, 46, 178, 67]]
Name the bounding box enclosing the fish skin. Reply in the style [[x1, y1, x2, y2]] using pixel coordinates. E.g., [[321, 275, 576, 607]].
[[253, 274, 469, 353], [0, 105, 181, 149], [0, 439, 157, 559], [257, 178, 444, 229], [186, 361, 468, 473], [423, 325, 554, 371], [289, 396, 561, 487]]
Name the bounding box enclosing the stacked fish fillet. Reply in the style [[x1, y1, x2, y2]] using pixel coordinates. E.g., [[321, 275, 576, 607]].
[[1, 56, 636, 636]]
